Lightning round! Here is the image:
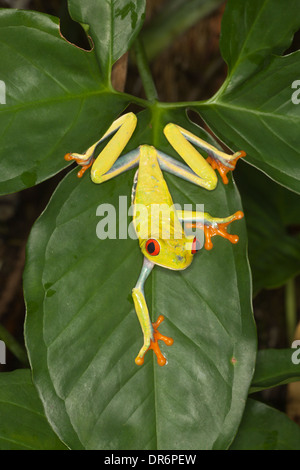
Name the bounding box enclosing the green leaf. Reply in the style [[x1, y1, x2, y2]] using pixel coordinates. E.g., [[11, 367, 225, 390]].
[[235, 162, 300, 294], [0, 370, 67, 450], [195, 0, 300, 193], [196, 52, 300, 194], [24, 108, 256, 450], [24, 212, 85, 449], [220, 0, 300, 88], [230, 398, 300, 450], [249, 349, 300, 394], [0, 9, 128, 195], [67, 0, 146, 80]]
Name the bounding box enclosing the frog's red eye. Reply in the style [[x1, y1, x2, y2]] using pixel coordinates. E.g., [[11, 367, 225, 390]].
[[191, 237, 201, 254], [145, 239, 160, 256]]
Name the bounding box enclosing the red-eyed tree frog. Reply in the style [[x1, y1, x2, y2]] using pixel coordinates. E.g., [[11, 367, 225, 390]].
[[65, 112, 245, 366]]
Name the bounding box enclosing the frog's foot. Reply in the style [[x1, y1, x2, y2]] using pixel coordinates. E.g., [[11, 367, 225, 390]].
[[203, 211, 244, 250], [135, 315, 174, 367], [207, 150, 246, 184], [64, 152, 95, 178]]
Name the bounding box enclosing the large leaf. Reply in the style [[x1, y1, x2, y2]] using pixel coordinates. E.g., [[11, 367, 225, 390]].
[[250, 349, 300, 394], [230, 398, 300, 450], [24, 205, 85, 449], [67, 0, 146, 80], [25, 108, 256, 449], [0, 370, 67, 450], [195, 0, 300, 193], [0, 8, 128, 195], [235, 162, 300, 294], [220, 0, 300, 89]]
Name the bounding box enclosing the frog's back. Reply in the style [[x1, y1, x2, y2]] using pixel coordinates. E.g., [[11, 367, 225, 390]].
[[133, 145, 184, 241], [134, 145, 173, 207]]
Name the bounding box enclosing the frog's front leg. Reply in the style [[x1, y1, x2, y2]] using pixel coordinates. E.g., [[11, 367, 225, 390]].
[[177, 210, 244, 250], [64, 112, 137, 179], [132, 257, 173, 366], [164, 123, 245, 185]]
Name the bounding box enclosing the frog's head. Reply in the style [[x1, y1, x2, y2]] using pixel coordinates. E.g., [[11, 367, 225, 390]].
[[140, 235, 201, 271]]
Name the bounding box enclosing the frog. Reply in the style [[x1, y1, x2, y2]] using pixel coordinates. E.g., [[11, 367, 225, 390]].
[[64, 112, 245, 366]]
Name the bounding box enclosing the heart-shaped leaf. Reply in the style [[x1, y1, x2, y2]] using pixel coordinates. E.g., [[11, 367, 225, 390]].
[[220, 0, 300, 88], [195, 0, 300, 193], [0, 9, 129, 195], [24, 109, 256, 449]]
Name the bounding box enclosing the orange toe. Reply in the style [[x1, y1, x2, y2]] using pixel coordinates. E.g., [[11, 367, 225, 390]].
[[64, 152, 74, 161], [207, 151, 246, 185], [63, 153, 94, 178], [77, 160, 94, 178], [149, 315, 173, 366], [204, 211, 244, 250], [135, 356, 144, 366], [135, 315, 174, 367]]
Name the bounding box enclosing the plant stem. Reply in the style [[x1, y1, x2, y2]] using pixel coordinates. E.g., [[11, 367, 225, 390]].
[[134, 38, 158, 102], [0, 323, 29, 366], [285, 277, 297, 345]]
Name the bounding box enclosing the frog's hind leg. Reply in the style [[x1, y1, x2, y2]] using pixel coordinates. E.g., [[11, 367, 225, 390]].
[[133, 257, 173, 366], [97, 148, 140, 184], [131, 169, 139, 206], [157, 150, 214, 189], [64, 112, 137, 179], [163, 123, 245, 185]]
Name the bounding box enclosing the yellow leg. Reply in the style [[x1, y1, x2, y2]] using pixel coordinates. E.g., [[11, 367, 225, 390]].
[[91, 112, 137, 183], [163, 123, 245, 185], [133, 258, 173, 366], [132, 286, 153, 365], [163, 123, 217, 190], [64, 112, 137, 181]]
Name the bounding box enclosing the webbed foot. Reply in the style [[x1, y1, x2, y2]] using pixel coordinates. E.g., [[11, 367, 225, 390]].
[[203, 211, 244, 250], [207, 150, 246, 184], [135, 315, 174, 367], [64, 152, 95, 178]]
